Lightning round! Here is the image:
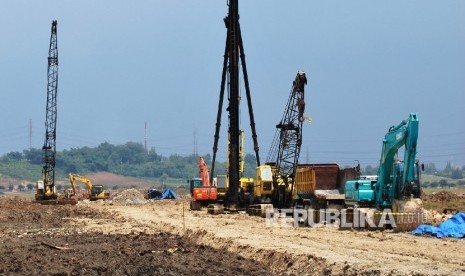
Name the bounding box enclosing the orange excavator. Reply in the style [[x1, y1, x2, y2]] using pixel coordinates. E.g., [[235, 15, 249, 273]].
[[188, 157, 218, 210]]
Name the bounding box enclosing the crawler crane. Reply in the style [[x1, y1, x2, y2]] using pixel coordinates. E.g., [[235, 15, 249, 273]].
[[247, 71, 308, 216], [35, 20, 60, 202], [265, 71, 308, 208]]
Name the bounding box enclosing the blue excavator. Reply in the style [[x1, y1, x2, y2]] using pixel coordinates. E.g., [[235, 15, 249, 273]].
[[345, 113, 424, 230]]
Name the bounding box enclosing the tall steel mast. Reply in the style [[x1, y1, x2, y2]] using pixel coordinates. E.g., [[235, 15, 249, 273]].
[[42, 20, 59, 199], [211, 0, 260, 207]]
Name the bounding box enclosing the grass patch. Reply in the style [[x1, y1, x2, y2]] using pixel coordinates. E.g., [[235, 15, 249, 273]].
[[422, 174, 465, 185]]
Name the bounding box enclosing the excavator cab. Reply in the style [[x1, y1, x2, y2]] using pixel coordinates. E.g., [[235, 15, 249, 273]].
[[90, 185, 109, 200], [91, 185, 104, 196], [189, 178, 203, 195]]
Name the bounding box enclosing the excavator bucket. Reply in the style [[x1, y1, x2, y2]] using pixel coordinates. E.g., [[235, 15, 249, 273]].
[[341, 203, 425, 232], [391, 198, 426, 232]]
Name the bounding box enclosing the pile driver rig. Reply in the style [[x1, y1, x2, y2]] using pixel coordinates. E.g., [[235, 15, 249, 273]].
[[210, 0, 260, 208]]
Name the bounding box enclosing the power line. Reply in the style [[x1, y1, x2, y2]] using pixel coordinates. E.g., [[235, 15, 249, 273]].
[[29, 119, 32, 150], [193, 128, 198, 156], [144, 121, 148, 153]]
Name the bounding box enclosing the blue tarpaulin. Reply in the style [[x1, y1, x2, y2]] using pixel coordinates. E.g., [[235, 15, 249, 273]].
[[162, 188, 177, 199], [146, 188, 177, 200], [412, 212, 465, 238]]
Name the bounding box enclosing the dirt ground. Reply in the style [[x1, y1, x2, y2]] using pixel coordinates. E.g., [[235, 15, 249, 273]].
[[1, 195, 464, 276]]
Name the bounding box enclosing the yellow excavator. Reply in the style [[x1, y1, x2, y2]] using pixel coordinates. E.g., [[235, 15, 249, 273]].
[[68, 174, 110, 201]]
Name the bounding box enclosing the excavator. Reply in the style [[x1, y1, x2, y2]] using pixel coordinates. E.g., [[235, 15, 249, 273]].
[[189, 157, 218, 210], [344, 113, 424, 231], [68, 174, 110, 201]]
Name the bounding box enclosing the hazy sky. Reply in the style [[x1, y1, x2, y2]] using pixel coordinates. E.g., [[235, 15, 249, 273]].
[[0, 1, 464, 168]]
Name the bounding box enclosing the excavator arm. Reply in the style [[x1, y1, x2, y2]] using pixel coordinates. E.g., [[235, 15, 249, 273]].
[[69, 173, 93, 190], [198, 157, 211, 187], [401, 114, 419, 193], [67, 174, 78, 197], [375, 113, 420, 209]]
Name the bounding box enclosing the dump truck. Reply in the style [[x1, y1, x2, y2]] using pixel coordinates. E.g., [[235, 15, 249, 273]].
[[294, 163, 360, 210]]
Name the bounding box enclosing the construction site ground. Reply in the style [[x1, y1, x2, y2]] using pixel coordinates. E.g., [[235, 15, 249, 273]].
[[1, 192, 464, 276]]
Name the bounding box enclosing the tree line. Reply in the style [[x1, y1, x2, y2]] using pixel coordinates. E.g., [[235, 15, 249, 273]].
[[0, 142, 258, 181], [362, 161, 464, 179], [0, 142, 463, 187], [362, 161, 465, 189]]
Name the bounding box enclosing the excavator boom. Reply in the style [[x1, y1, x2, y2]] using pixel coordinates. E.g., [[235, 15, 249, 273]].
[[376, 113, 420, 209], [198, 157, 211, 186]]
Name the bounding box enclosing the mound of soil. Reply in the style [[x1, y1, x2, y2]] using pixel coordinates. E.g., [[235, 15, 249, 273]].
[[422, 190, 461, 202], [0, 196, 109, 230], [110, 189, 147, 205], [421, 190, 465, 213], [0, 198, 271, 276]]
